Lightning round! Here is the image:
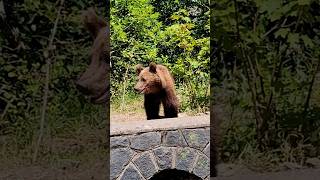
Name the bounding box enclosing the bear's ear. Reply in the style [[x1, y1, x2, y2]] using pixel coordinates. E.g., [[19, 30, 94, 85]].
[[82, 7, 107, 38], [149, 62, 157, 73], [136, 64, 144, 75]]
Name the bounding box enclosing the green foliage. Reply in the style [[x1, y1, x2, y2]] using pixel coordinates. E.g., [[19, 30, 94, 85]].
[[213, 0, 320, 163], [0, 0, 106, 150], [111, 0, 210, 112]]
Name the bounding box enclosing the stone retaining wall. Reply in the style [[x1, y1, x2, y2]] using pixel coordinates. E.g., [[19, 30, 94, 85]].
[[110, 115, 210, 180]]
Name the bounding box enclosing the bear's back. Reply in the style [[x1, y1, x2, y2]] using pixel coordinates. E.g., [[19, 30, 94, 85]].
[[156, 64, 175, 87]]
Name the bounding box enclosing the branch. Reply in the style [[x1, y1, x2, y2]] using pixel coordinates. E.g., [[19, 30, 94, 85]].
[[262, 17, 287, 39], [304, 57, 320, 114], [33, 0, 65, 163]]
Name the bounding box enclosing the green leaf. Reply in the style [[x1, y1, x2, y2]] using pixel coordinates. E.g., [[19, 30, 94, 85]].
[[270, 9, 283, 22], [31, 24, 36, 31], [274, 28, 289, 38], [258, 0, 282, 14], [3, 92, 11, 99], [182, 17, 191, 23], [281, 1, 298, 15], [301, 35, 314, 48], [171, 14, 180, 20], [17, 102, 26, 106], [250, 33, 260, 44], [4, 65, 15, 71], [288, 33, 300, 46], [8, 72, 16, 77], [298, 0, 311, 5]]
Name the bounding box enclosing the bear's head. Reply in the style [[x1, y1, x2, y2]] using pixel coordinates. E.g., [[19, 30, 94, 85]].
[[75, 8, 110, 104], [134, 62, 163, 94]]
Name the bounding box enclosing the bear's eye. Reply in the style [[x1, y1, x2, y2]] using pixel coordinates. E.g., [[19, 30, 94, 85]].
[[141, 78, 146, 82]]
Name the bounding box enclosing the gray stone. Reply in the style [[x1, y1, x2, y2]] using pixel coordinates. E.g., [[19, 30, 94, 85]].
[[110, 148, 134, 179], [130, 132, 161, 150], [153, 147, 173, 170], [119, 164, 144, 180], [182, 128, 209, 150], [110, 136, 129, 149], [110, 115, 209, 136], [164, 130, 187, 147], [203, 143, 210, 158], [193, 153, 209, 179], [133, 152, 157, 179], [175, 147, 197, 172]]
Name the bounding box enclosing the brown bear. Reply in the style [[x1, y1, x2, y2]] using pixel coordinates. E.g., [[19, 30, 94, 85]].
[[75, 7, 110, 104], [134, 62, 179, 120]]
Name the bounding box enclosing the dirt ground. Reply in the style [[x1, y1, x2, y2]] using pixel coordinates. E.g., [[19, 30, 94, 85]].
[[110, 110, 200, 124], [110, 112, 146, 123], [0, 128, 107, 180], [214, 168, 320, 180], [0, 163, 107, 180], [1, 162, 320, 180]]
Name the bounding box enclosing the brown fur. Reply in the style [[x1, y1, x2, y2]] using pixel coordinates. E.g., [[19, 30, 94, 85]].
[[75, 8, 110, 104], [134, 62, 178, 120]]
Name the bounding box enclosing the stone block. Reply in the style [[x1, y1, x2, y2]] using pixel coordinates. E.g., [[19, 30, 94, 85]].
[[130, 132, 161, 150], [110, 148, 134, 179], [110, 136, 129, 149], [163, 130, 187, 147], [119, 163, 144, 180], [193, 153, 210, 179], [175, 147, 197, 172], [133, 152, 157, 179], [182, 128, 209, 150], [153, 147, 173, 170]]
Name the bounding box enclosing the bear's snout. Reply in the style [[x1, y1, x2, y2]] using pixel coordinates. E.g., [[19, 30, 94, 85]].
[[134, 84, 145, 93], [134, 86, 143, 93], [134, 86, 139, 92]]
